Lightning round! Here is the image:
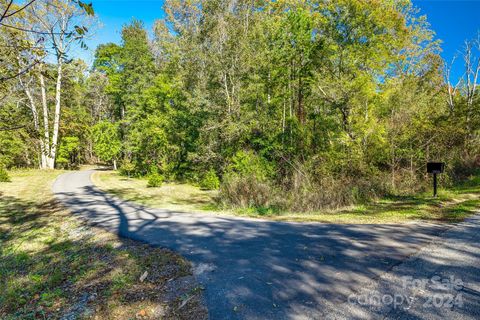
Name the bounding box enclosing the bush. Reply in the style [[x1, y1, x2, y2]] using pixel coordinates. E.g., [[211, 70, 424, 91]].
[[0, 166, 11, 182], [147, 173, 163, 188], [280, 167, 391, 211], [278, 173, 352, 211], [120, 159, 135, 178], [220, 173, 273, 208], [218, 150, 278, 209], [200, 169, 220, 190]]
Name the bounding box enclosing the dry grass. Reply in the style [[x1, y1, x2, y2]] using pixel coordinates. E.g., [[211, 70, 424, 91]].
[[92, 170, 480, 224], [92, 170, 218, 213], [235, 174, 480, 223], [0, 169, 207, 320]]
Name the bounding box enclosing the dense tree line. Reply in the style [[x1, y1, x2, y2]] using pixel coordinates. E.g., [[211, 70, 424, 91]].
[[1, 0, 479, 210]]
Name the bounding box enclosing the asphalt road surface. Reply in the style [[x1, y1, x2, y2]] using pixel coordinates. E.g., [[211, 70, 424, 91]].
[[53, 170, 480, 320]]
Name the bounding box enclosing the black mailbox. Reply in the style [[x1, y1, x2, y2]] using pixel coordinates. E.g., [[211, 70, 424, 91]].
[[427, 162, 445, 174], [427, 162, 445, 197]]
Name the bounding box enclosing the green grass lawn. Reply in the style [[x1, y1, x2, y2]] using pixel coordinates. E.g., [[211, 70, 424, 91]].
[[0, 170, 206, 320], [93, 170, 480, 224]]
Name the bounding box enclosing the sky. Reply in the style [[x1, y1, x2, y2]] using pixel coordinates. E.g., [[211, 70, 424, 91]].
[[76, 0, 480, 80]]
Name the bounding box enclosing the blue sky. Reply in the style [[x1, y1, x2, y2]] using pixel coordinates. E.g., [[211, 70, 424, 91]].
[[417, 0, 480, 79], [76, 0, 480, 80]]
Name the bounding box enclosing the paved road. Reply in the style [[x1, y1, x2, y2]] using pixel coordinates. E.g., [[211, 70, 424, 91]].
[[322, 215, 480, 320], [53, 170, 480, 319]]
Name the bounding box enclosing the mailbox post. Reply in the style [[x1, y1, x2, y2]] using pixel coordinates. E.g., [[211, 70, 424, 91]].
[[427, 162, 445, 197]]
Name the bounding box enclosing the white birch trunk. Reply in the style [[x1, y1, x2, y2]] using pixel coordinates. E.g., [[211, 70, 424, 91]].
[[39, 69, 50, 150], [48, 60, 63, 169], [21, 78, 48, 169]]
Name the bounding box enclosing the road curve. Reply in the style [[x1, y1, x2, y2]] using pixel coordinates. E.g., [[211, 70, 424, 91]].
[[52, 170, 478, 319]]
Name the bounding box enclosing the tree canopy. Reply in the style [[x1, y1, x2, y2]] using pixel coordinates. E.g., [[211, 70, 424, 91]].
[[1, 0, 479, 210]]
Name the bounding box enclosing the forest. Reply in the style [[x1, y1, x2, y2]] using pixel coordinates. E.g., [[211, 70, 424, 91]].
[[1, 0, 479, 211]]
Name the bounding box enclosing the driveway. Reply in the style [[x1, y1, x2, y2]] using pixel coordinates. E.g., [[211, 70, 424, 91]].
[[53, 170, 480, 319]]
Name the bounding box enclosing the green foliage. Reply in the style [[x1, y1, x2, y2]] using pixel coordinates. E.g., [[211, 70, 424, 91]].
[[220, 152, 276, 209], [85, 2, 478, 210], [0, 166, 11, 182], [120, 159, 135, 177], [3, 0, 479, 213], [92, 121, 121, 164], [0, 97, 31, 168], [120, 19, 156, 115], [226, 151, 273, 181], [56, 137, 80, 169], [125, 114, 171, 175], [147, 172, 164, 188], [0, 132, 27, 168], [200, 169, 220, 190], [77, 1, 95, 15]]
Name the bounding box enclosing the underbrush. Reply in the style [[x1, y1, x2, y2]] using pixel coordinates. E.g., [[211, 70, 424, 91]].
[[220, 170, 391, 212], [219, 160, 479, 218], [220, 169, 480, 223]]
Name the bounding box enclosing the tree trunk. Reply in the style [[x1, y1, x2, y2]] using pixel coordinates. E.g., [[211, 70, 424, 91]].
[[297, 75, 305, 124], [38, 68, 51, 169], [22, 81, 48, 169], [49, 60, 63, 169], [39, 69, 50, 150]]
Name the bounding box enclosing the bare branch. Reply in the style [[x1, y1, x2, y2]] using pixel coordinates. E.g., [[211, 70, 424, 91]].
[[3, 0, 37, 19], [0, 60, 40, 82], [0, 0, 13, 24], [0, 125, 26, 131], [0, 21, 73, 35]]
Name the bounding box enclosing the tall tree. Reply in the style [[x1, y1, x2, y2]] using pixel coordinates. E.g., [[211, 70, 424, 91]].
[[16, 0, 92, 168]]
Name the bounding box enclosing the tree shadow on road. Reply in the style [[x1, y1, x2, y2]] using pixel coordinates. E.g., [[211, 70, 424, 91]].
[[0, 193, 207, 319], [51, 183, 480, 319]]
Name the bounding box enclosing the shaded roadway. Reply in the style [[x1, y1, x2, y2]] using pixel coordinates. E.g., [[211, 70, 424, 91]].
[[52, 170, 478, 319]]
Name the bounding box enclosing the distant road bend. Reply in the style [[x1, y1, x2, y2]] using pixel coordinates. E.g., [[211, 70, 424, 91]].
[[53, 170, 480, 319]]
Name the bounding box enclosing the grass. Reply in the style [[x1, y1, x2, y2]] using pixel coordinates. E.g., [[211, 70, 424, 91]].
[[0, 169, 207, 320], [93, 170, 480, 224], [237, 174, 480, 223], [92, 170, 219, 213]]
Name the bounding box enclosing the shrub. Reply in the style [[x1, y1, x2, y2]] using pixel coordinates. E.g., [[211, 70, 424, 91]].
[[220, 173, 273, 208], [218, 150, 278, 209], [280, 173, 351, 211], [120, 159, 135, 178], [0, 166, 11, 182], [147, 173, 163, 188], [200, 169, 220, 190]]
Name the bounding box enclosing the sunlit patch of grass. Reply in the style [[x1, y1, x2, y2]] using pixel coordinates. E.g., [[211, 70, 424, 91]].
[[0, 170, 207, 319], [92, 170, 218, 213]]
